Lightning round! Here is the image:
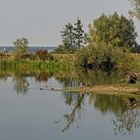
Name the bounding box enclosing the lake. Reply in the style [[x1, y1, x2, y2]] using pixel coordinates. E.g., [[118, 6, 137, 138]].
[[0, 70, 140, 140]]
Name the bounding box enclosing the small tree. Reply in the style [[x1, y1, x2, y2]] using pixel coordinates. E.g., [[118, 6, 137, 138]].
[[13, 37, 29, 58]]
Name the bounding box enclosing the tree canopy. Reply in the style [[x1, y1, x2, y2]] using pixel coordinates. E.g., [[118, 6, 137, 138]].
[[74, 13, 137, 70], [129, 0, 140, 19], [88, 12, 137, 48]]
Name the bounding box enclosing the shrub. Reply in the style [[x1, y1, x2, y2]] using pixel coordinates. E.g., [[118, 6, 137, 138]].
[[75, 43, 134, 71], [13, 37, 29, 59], [35, 50, 49, 60]]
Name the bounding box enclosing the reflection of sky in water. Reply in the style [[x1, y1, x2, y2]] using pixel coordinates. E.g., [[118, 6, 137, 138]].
[[0, 77, 140, 140]]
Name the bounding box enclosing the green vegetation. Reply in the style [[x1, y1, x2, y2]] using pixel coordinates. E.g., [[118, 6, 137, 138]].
[[88, 12, 137, 48], [1, 12, 140, 94], [34, 50, 52, 60], [129, 0, 140, 19], [2, 13, 138, 72], [13, 37, 29, 59], [74, 13, 138, 71], [54, 18, 86, 54], [75, 42, 135, 71]]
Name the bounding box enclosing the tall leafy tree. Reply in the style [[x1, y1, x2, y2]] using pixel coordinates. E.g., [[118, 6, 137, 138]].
[[129, 0, 140, 19], [88, 12, 137, 48]]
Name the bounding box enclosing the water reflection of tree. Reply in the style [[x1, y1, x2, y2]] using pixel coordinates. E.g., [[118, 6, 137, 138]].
[[0, 72, 8, 81], [55, 70, 124, 89], [0, 66, 8, 81], [55, 92, 85, 132], [12, 70, 54, 94], [56, 89, 140, 135], [89, 94, 140, 135], [56, 77, 80, 88], [13, 72, 29, 94], [54, 70, 79, 88], [89, 94, 127, 114], [77, 69, 125, 87], [35, 71, 52, 82], [112, 108, 140, 135]]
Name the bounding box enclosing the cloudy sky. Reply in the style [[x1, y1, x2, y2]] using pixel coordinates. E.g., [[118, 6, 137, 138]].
[[0, 0, 139, 46]]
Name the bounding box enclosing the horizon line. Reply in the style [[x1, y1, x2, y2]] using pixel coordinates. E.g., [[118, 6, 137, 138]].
[[0, 45, 57, 47]]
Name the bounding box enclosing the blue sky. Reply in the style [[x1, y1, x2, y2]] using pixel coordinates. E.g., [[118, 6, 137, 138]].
[[0, 0, 139, 46]]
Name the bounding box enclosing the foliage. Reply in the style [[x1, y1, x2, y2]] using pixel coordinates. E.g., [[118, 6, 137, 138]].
[[53, 44, 71, 54], [13, 37, 29, 59], [74, 18, 85, 49], [35, 50, 49, 60], [52, 54, 75, 70], [129, 0, 140, 19], [75, 43, 135, 71], [88, 12, 137, 49], [61, 22, 75, 53], [54, 19, 86, 54]]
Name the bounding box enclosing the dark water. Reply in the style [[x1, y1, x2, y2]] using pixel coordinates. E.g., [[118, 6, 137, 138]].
[[0, 70, 140, 140]]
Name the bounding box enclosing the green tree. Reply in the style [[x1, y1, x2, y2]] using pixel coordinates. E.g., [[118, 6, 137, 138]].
[[88, 12, 137, 48], [129, 0, 140, 19], [74, 18, 85, 49], [13, 37, 29, 58], [61, 22, 76, 53], [54, 19, 85, 54]]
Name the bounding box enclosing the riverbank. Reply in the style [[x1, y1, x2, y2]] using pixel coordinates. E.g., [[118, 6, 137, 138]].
[[64, 84, 140, 95]]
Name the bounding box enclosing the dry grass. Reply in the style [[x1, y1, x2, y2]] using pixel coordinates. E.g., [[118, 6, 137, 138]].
[[64, 84, 140, 95]]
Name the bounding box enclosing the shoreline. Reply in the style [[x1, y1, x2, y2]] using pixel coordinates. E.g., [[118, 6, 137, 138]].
[[64, 84, 140, 95]]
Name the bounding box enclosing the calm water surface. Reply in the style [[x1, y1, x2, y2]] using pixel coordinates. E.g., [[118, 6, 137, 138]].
[[0, 76, 140, 140]]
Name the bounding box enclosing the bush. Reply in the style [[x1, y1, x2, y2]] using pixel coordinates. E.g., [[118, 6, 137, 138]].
[[35, 50, 50, 60], [13, 37, 29, 59], [75, 43, 134, 71]]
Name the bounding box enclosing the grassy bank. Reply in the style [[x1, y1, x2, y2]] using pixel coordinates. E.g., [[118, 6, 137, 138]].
[[0, 53, 75, 70]]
